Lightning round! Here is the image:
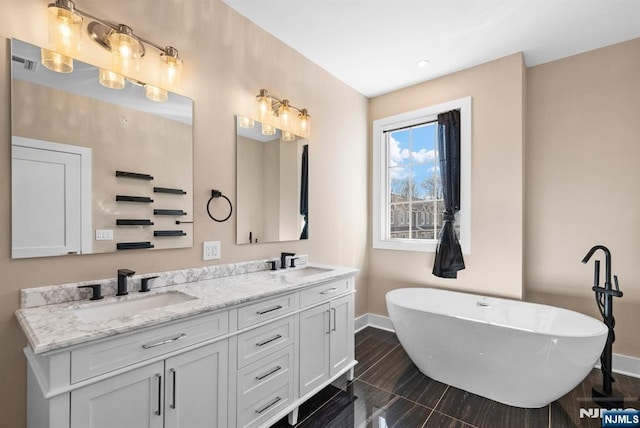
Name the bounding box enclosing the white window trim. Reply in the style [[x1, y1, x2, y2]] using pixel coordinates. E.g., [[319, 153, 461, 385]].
[[372, 96, 472, 254]]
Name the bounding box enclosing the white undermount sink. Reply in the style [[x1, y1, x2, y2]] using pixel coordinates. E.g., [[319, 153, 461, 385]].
[[73, 291, 197, 322], [278, 266, 334, 278]]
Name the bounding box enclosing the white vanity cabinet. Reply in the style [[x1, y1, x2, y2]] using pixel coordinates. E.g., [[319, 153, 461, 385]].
[[299, 282, 355, 397], [24, 272, 357, 428], [70, 361, 165, 428], [70, 340, 228, 428]]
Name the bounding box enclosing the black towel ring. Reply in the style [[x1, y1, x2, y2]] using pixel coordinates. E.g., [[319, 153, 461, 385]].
[[206, 189, 233, 222]]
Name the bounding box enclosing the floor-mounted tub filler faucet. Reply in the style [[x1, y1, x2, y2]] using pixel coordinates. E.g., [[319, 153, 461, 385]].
[[582, 245, 624, 408], [117, 268, 135, 296]]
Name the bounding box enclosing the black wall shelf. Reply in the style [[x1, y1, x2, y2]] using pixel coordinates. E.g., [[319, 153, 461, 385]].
[[116, 195, 154, 203], [117, 242, 154, 250], [117, 219, 154, 226], [154, 230, 187, 237], [116, 171, 154, 180], [154, 187, 187, 195], [154, 209, 187, 216]]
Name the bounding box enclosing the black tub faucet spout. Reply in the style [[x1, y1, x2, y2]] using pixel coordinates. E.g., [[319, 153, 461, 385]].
[[582, 245, 612, 286]]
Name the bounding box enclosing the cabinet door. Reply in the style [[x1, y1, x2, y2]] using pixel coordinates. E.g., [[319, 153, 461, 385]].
[[330, 294, 355, 377], [299, 302, 330, 397], [164, 340, 228, 428], [70, 361, 164, 428]]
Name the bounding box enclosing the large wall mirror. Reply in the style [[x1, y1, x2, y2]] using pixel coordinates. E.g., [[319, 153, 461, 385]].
[[236, 117, 309, 244], [10, 39, 194, 258]]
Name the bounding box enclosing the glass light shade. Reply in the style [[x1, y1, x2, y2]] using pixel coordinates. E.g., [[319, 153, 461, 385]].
[[278, 102, 292, 131], [161, 50, 182, 92], [297, 110, 311, 138], [256, 94, 271, 122], [108, 27, 143, 76], [41, 48, 73, 73], [238, 116, 255, 128], [145, 85, 168, 102], [281, 130, 296, 142], [99, 69, 125, 89], [261, 123, 276, 136], [48, 4, 82, 57]]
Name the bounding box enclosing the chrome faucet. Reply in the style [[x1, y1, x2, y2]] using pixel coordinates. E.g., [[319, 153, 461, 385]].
[[280, 252, 295, 269], [117, 269, 135, 296]]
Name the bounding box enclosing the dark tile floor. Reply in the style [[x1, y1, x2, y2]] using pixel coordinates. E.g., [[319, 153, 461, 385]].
[[272, 327, 640, 428]]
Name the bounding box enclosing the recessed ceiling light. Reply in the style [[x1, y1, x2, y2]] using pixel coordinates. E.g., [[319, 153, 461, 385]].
[[416, 59, 430, 68]]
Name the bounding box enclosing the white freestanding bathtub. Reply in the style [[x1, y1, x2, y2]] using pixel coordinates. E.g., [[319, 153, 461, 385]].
[[386, 288, 608, 408]]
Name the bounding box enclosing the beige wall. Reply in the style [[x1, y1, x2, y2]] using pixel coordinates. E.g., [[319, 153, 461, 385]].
[[367, 53, 526, 315], [0, 1, 369, 425], [525, 37, 640, 357]]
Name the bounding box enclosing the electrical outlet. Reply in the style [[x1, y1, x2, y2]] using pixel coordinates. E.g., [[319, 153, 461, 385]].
[[203, 241, 221, 260]]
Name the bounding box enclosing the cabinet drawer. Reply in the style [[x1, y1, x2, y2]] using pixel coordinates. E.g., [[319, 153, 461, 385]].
[[71, 310, 229, 383], [299, 278, 352, 308], [237, 371, 293, 428], [237, 316, 294, 368], [237, 293, 297, 329], [238, 345, 293, 397]]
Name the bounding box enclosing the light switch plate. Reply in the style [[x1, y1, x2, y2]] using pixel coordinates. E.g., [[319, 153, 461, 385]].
[[203, 241, 221, 260], [95, 229, 114, 240]]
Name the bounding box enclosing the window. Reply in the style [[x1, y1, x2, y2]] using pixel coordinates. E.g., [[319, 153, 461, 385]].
[[372, 97, 471, 253]]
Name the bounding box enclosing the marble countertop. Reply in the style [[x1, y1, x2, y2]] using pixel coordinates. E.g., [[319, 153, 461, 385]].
[[16, 263, 358, 355]]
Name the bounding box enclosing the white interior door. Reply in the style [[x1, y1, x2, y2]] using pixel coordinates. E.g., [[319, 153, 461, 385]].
[[12, 140, 84, 258]]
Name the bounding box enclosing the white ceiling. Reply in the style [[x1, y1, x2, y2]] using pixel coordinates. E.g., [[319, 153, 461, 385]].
[[222, 0, 640, 97]]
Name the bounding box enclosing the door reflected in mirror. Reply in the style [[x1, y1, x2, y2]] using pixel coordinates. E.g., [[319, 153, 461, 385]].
[[10, 38, 194, 259], [236, 117, 309, 244]]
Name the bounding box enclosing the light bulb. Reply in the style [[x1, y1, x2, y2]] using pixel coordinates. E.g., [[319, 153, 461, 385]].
[[297, 109, 311, 138], [279, 100, 291, 131], [161, 47, 182, 92], [256, 89, 271, 122], [47, 1, 82, 57], [108, 25, 143, 77]]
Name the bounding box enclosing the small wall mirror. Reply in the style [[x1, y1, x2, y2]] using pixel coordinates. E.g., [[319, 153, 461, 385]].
[[10, 38, 194, 258], [236, 117, 309, 244]]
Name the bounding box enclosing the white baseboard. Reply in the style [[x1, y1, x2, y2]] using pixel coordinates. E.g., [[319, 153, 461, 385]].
[[355, 313, 394, 333], [595, 353, 640, 379], [354, 313, 640, 379]]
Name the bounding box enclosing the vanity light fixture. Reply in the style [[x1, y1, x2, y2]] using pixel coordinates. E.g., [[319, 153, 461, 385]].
[[43, 0, 82, 72], [43, 0, 183, 99], [255, 89, 311, 138]]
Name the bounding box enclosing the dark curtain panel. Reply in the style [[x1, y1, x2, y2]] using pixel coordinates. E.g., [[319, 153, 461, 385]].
[[432, 110, 465, 278], [299, 144, 309, 239]]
